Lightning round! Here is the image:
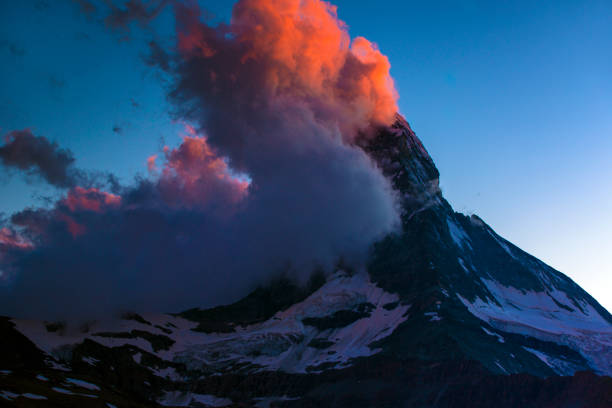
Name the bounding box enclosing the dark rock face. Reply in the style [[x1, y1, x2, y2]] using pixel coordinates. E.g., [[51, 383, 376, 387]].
[[360, 114, 443, 219], [177, 274, 326, 333], [1, 116, 611, 407], [0, 317, 47, 371]]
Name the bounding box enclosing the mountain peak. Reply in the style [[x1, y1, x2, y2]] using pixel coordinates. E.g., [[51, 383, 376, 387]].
[[2, 115, 611, 407], [361, 114, 444, 220]]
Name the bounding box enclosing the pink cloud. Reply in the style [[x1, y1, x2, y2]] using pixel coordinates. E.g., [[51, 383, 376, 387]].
[[147, 154, 157, 172], [62, 187, 122, 213], [173, 0, 398, 139], [0, 227, 32, 249], [155, 126, 249, 211]]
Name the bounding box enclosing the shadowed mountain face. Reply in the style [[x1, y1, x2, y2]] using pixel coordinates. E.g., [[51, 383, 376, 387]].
[[1, 116, 611, 407], [365, 115, 612, 377]]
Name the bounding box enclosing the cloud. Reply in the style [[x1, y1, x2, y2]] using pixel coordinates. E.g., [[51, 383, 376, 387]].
[[105, 0, 169, 32], [35, 1, 51, 11], [0, 129, 115, 192], [74, 31, 92, 41], [146, 154, 157, 172], [0, 129, 77, 188], [73, 0, 96, 18], [0, 0, 402, 319], [0, 227, 32, 282], [0, 40, 26, 57], [0, 228, 32, 250], [63, 187, 121, 213], [48, 75, 66, 90], [8, 43, 26, 57], [154, 128, 249, 212], [170, 0, 398, 146], [144, 39, 171, 71]]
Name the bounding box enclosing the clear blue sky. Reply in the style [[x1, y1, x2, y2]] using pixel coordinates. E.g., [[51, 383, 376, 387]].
[[0, 0, 610, 310]]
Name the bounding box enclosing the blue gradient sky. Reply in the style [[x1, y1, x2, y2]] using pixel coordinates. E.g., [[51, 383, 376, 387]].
[[1, 0, 610, 310]]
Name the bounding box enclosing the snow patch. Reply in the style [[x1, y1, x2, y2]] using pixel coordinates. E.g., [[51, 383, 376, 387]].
[[82, 356, 100, 366], [46, 359, 71, 371], [461, 279, 612, 335], [522, 347, 578, 376], [494, 361, 508, 374], [12, 314, 191, 361], [447, 218, 472, 250], [54, 384, 100, 398], [53, 387, 75, 395], [22, 393, 47, 400], [132, 352, 142, 364], [66, 378, 100, 391], [458, 278, 612, 375], [151, 366, 181, 381], [487, 229, 516, 259], [482, 326, 505, 343], [457, 258, 470, 274], [0, 391, 19, 401], [424, 312, 442, 322]]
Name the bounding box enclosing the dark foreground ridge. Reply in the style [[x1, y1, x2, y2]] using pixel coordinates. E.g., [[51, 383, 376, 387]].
[[1, 116, 611, 407]]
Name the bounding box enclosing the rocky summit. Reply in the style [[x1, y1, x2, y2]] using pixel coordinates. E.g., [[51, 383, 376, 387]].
[[1, 116, 611, 407]]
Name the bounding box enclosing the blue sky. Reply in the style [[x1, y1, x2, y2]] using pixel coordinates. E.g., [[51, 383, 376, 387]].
[[0, 0, 610, 310]]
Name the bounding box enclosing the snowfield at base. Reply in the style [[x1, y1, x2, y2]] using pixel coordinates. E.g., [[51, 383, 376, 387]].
[[151, 366, 181, 381], [12, 271, 409, 377], [458, 276, 612, 375], [175, 271, 410, 373]]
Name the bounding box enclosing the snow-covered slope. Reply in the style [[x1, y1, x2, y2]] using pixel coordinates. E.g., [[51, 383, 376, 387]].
[[175, 272, 409, 374], [458, 274, 612, 372], [13, 272, 408, 377]]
